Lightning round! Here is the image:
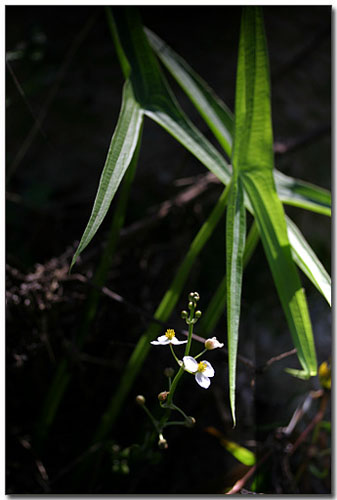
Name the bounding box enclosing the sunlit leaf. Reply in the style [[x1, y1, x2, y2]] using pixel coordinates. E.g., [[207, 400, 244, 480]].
[[233, 7, 317, 380], [147, 27, 331, 217], [70, 80, 143, 270], [226, 176, 246, 426], [205, 427, 256, 465], [287, 217, 331, 306]]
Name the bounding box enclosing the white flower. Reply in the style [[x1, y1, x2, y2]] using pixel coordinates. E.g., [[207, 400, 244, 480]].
[[183, 356, 215, 389], [205, 336, 224, 350], [151, 328, 187, 346]]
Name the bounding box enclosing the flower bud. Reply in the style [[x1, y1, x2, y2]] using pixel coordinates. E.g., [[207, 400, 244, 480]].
[[188, 292, 195, 301], [318, 360, 331, 390], [193, 292, 200, 301], [164, 367, 175, 378], [181, 310, 188, 319], [158, 391, 169, 402], [158, 435, 168, 449], [205, 336, 224, 350], [188, 301, 194, 309], [185, 416, 196, 428], [195, 310, 202, 319], [135, 395, 145, 406]]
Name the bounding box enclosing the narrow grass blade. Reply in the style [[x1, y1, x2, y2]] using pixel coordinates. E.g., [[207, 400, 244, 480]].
[[147, 28, 331, 217], [287, 216, 331, 306], [234, 7, 317, 378], [110, 7, 231, 186], [93, 185, 230, 441], [34, 359, 70, 449], [70, 80, 143, 271], [35, 128, 143, 450], [226, 177, 246, 426], [275, 170, 331, 216], [145, 27, 233, 158], [146, 106, 231, 186], [199, 221, 259, 337], [77, 125, 142, 347]]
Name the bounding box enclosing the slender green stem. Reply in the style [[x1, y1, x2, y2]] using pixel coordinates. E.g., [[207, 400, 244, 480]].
[[93, 185, 230, 441], [166, 306, 195, 407], [198, 219, 260, 338], [166, 367, 184, 407], [163, 421, 186, 427], [169, 403, 189, 420], [195, 348, 207, 360], [184, 306, 195, 357], [169, 344, 181, 366], [141, 404, 161, 433]]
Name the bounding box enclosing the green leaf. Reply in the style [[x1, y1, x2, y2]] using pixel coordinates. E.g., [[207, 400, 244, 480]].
[[35, 126, 143, 449], [287, 216, 331, 306], [234, 7, 317, 377], [110, 8, 232, 187], [199, 221, 259, 338], [70, 80, 143, 270], [222, 439, 256, 466], [308, 464, 329, 479], [145, 27, 233, 158], [206, 427, 256, 465], [147, 27, 331, 217], [226, 177, 246, 426], [275, 170, 331, 216]]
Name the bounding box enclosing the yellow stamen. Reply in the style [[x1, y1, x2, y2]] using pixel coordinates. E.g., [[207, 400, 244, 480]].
[[165, 329, 175, 340], [197, 361, 207, 373]]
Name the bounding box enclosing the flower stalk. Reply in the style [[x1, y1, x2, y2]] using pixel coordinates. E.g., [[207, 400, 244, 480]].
[[166, 294, 197, 406], [139, 292, 224, 447]]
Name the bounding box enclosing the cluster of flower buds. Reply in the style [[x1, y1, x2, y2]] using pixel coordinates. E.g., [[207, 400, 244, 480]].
[[181, 292, 202, 325]]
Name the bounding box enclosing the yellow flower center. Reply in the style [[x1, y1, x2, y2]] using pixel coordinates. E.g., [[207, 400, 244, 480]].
[[197, 361, 207, 373], [165, 329, 175, 340]]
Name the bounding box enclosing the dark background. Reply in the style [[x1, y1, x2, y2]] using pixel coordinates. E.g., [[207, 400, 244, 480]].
[[6, 6, 331, 494]]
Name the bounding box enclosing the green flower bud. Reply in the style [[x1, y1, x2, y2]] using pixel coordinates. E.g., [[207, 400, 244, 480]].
[[135, 395, 145, 406], [181, 310, 188, 319], [158, 391, 169, 402], [188, 301, 194, 309], [164, 367, 175, 378], [193, 292, 200, 301], [185, 416, 196, 428], [195, 310, 202, 318]]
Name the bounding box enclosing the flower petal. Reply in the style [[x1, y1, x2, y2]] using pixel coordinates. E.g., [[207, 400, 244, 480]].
[[201, 360, 215, 377], [205, 336, 224, 350], [150, 335, 170, 345], [183, 356, 198, 373], [157, 335, 169, 343], [171, 337, 188, 345], [195, 372, 210, 389]]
